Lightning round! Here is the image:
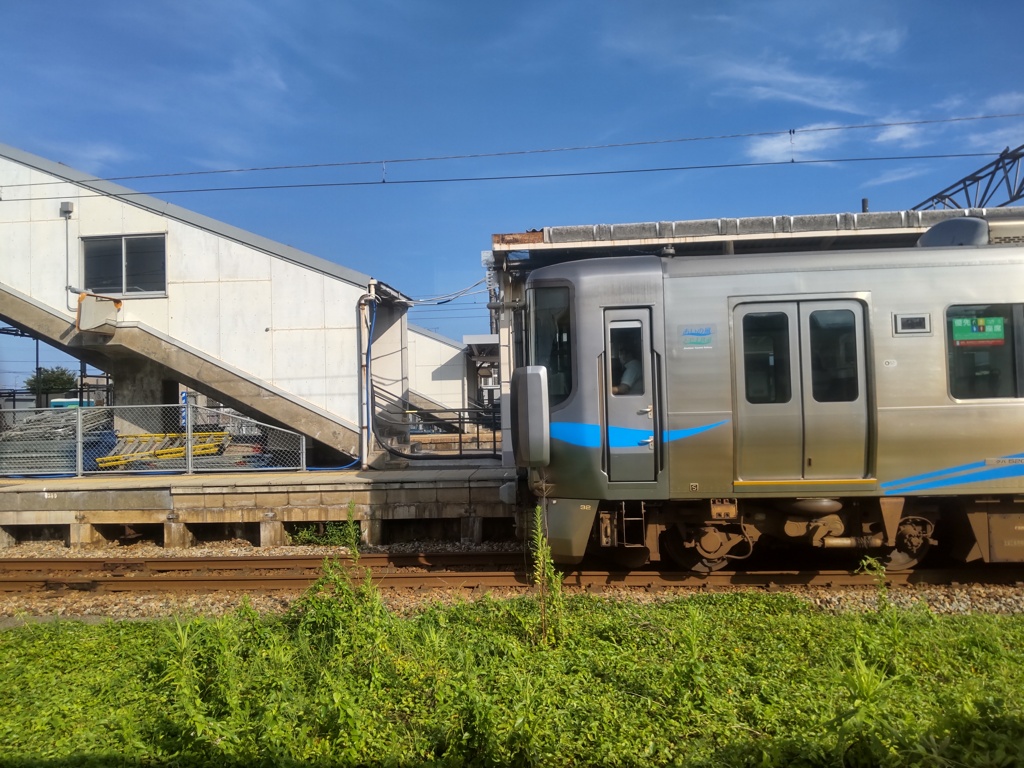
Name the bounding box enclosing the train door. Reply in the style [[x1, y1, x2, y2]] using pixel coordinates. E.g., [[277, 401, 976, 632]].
[[734, 300, 868, 480], [605, 308, 657, 482]]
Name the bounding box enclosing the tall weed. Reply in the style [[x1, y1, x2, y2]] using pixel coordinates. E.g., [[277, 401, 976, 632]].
[[529, 503, 565, 646]]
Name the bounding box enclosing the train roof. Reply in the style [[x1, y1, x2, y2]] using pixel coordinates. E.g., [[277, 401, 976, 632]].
[[491, 207, 1024, 273]]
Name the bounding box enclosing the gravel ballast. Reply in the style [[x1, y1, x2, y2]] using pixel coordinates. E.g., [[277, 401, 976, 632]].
[[1, 539, 1022, 623]]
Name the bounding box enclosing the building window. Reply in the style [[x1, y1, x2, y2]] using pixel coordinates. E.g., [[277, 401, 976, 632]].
[[83, 235, 166, 295], [946, 304, 1024, 399]]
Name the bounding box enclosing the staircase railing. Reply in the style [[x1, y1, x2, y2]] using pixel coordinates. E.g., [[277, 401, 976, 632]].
[[372, 386, 501, 458]]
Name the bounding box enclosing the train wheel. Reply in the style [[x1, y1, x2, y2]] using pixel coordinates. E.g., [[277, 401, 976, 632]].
[[660, 525, 733, 573], [684, 553, 730, 574], [880, 517, 934, 571], [880, 541, 931, 571]]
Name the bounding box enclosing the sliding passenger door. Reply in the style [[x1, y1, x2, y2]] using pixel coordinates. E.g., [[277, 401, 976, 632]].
[[604, 308, 657, 482], [734, 300, 868, 480]]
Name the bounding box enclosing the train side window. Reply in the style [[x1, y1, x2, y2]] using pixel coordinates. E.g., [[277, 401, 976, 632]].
[[609, 324, 644, 396], [946, 304, 1021, 399], [809, 309, 858, 402], [742, 312, 792, 404], [527, 286, 573, 406]]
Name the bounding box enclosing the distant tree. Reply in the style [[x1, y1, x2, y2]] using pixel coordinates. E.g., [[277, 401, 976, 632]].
[[24, 366, 78, 395]]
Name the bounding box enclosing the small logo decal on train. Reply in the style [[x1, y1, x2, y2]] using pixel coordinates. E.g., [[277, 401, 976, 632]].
[[681, 324, 716, 350]]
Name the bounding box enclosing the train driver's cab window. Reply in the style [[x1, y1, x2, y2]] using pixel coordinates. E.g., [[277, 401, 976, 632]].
[[947, 304, 1020, 399], [610, 325, 644, 396], [742, 312, 792, 404], [527, 286, 573, 406]]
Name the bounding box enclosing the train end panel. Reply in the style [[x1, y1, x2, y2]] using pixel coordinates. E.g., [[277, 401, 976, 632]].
[[543, 498, 598, 564]]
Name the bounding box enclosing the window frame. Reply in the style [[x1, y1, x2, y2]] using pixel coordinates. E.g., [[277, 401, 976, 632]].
[[526, 283, 575, 408], [82, 233, 167, 296], [608, 321, 645, 397], [945, 303, 1024, 400], [741, 310, 793, 405]]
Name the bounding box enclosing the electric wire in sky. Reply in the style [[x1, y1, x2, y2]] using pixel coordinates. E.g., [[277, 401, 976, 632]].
[[2, 112, 1021, 197]]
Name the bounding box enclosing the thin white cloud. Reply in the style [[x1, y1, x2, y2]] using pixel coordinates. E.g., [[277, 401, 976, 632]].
[[196, 54, 288, 95], [188, 53, 293, 129], [965, 125, 1024, 152], [984, 92, 1024, 113], [746, 123, 846, 163], [38, 141, 136, 176], [872, 119, 929, 149], [823, 28, 905, 64], [716, 59, 867, 115], [862, 167, 927, 188]]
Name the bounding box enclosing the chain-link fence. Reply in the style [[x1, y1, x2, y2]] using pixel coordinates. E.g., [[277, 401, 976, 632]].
[[0, 404, 305, 476]]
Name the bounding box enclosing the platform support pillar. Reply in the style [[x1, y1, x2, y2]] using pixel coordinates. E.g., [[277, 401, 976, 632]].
[[461, 515, 482, 544], [70, 523, 107, 549], [0, 526, 15, 549], [260, 519, 287, 548], [164, 521, 195, 549], [363, 516, 383, 547]]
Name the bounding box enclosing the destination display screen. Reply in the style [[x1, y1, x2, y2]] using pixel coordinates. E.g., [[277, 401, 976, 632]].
[[951, 316, 1005, 347]]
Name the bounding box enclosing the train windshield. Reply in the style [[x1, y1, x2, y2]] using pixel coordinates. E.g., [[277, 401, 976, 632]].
[[527, 286, 573, 406]]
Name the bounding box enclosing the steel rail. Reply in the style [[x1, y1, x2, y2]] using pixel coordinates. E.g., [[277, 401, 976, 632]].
[[0, 552, 526, 574], [0, 571, 533, 593], [0, 562, 1021, 594]]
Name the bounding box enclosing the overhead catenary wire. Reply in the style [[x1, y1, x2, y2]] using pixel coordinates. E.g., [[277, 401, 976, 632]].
[[3, 112, 1022, 191], [0, 151, 1010, 203]]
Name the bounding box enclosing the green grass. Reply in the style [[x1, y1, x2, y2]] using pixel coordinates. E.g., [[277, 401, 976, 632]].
[[1, 567, 1023, 767]]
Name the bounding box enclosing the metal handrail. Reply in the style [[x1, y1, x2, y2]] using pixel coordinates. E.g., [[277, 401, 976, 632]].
[[372, 386, 501, 457]]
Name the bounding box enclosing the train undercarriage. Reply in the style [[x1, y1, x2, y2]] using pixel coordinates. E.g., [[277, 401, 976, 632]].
[[580, 496, 1024, 572]]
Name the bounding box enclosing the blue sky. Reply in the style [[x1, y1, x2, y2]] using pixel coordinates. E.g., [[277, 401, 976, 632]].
[[2, 0, 1023, 389]]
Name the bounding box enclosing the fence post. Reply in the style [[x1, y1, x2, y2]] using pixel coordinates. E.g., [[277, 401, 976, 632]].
[[75, 407, 84, 477], [185, 401, 194, 474]]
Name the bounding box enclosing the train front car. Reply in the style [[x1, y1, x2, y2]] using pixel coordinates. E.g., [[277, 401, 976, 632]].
[[512, 256, 670, 568], [511, 218, 1024, 573]]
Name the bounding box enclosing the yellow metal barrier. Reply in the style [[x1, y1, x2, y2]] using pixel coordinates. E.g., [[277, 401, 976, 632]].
[[96, 431, 230, 470]]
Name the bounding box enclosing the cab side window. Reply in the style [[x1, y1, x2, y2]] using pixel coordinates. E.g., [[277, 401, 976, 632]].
[[527, 286, 573, 405]]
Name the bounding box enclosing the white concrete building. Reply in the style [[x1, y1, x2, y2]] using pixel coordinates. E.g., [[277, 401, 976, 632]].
[[0, 143, 411, 464], [407, 326, 468, 410]]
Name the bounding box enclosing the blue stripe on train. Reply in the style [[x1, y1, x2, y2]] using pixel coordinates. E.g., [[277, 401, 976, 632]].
[[882, 452, 1024, 494], [550, 420, 729, 449]]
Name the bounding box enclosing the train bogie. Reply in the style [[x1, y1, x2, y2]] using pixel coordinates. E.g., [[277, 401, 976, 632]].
[[511, 218, 1024, 571]]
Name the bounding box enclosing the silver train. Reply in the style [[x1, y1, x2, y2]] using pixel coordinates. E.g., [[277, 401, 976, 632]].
[[510, 217, 1024, 571]]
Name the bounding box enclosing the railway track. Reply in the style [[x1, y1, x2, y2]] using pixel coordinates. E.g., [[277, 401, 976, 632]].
[[0, 554, 1020, 594]]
